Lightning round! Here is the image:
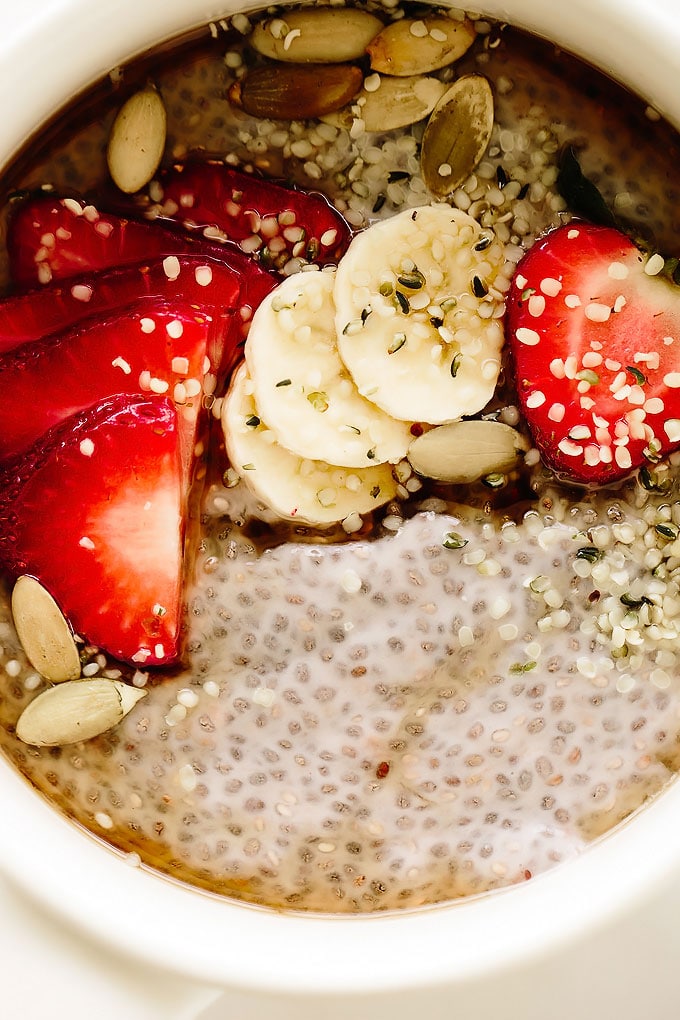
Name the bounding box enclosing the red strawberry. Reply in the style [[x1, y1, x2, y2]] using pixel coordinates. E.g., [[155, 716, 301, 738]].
[[6, 193, 276, 317], [0, 395, 185, 666], [0, 295, 218, 466], [507, 221, 680, 486], [0, 254, 266, 377], [143, 160, 351, 270]]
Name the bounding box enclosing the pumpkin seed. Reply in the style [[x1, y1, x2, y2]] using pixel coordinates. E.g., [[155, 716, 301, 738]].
[[107, 86, 166, 194], [229, 64, 363, 120], [358, 74, 448, 132], [407, 419, 529, 483], [421, 74, 494, 197], [367, 18, 476, 76], [249, 8, 383, 63], [11, 575, 81, 683], [16, 679, 147, 747]]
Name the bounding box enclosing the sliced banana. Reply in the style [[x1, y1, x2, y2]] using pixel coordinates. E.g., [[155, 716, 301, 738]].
[[221, 364, 398, 526], [245, 270, 414, 467], [334, 204, 506, 424]]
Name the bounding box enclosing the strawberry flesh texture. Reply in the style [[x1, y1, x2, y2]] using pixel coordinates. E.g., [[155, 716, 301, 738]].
[[0, 254, 263, 378], [0, 395, 184, 667], [0, 170, 349, 670], [507, 221, 680, 486], [146, 161, 351, 270], [0, 295, 217, 468], [6, 193, 276, 317]]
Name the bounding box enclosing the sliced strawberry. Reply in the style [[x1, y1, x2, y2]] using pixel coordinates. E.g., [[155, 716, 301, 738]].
[[507, 221, 680, 486], [0, 395, 185, 666], [0, 254, 238, 347], [0, 254, 265, 377], [6, 193, 276, 319], [143, 160, 351, 270], [0, 295, 218, 466]]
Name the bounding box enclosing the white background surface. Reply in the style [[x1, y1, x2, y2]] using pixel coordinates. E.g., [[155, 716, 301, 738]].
[[0, 875, 221, 1019]]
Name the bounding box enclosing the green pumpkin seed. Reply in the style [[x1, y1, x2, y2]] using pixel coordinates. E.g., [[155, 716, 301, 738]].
[[421, 74, 494, 197]]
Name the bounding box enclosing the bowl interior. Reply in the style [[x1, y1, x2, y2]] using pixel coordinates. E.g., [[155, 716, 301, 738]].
[[1, 0, 680, 996]]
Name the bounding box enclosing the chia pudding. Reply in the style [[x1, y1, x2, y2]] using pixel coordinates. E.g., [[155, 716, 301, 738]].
[[2, 2, 680, 914]]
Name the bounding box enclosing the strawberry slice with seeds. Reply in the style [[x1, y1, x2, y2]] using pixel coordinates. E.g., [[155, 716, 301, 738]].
[[6, 193, 276, 317], [0, 254, 262, 377], [0, 295, 218, 466], [144, 160, 351, 271], [0, 395, 185, 666], [507, 221, 680, 486]]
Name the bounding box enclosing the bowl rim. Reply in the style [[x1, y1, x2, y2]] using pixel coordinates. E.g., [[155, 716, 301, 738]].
[[3, 750, 680, 993], [2, 0, 680, 995]]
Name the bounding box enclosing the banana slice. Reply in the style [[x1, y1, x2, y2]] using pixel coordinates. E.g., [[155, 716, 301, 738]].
[[221, 364, 398, 526], [334, 204, 506, 424], [246, 270, 414, 467]]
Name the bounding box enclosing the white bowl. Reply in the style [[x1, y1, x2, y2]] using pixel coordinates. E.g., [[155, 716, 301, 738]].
[[2, 2, 680, 1017]]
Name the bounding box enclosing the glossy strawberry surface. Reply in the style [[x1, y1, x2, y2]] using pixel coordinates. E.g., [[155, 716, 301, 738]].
[[0, 395, 185, 667], [0, 296, 217, 467], [507, 221, 680, 485], [0, 254, 249, 372], [6, 193, 276, 317], [147, 161, 351, 270]]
